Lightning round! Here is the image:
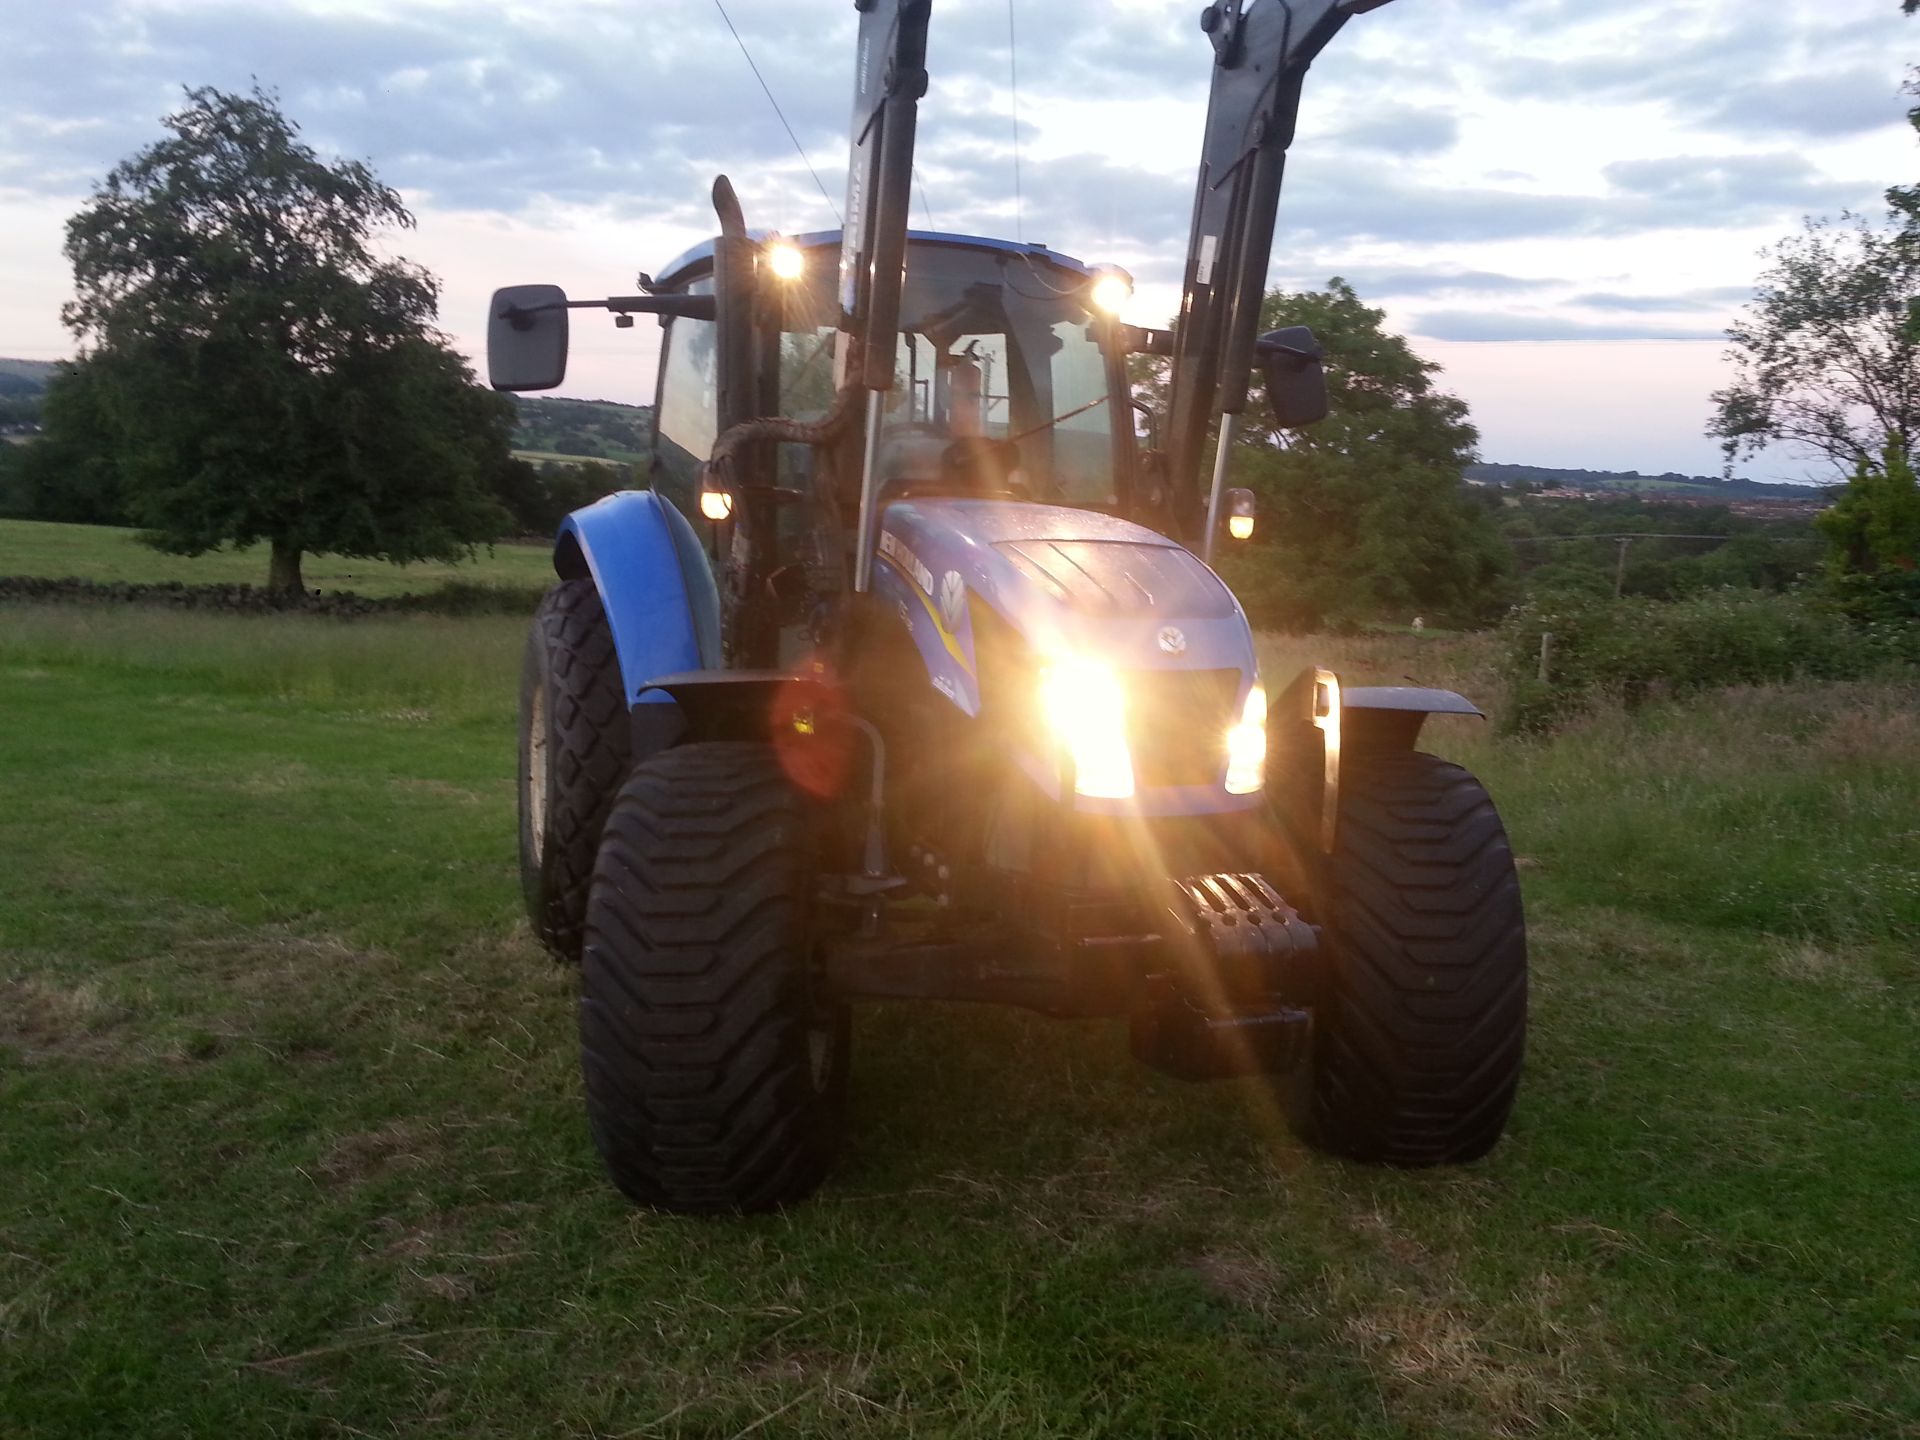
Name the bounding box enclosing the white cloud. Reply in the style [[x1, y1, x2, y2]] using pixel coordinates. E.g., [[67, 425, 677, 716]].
[[1, 0, 1913, 482]]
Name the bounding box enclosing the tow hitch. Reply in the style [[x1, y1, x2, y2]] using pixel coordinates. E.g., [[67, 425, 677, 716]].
[[1130, 873, 1319, 1081]]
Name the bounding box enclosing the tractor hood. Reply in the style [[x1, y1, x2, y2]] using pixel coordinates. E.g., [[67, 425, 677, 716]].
[[870, 498, 1260, 723]]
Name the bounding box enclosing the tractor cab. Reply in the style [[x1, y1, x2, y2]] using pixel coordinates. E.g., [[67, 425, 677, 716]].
[[646, 230, 1137, 531]]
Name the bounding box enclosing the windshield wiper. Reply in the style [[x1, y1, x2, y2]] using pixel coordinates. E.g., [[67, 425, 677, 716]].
[[1009, 393, 1108, 444]]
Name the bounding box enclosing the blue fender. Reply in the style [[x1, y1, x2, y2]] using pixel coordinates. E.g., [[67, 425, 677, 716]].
[[552, 491, 721, 707]]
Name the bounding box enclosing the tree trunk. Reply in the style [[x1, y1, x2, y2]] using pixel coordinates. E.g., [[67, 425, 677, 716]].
[[267, 539, 305, 598]]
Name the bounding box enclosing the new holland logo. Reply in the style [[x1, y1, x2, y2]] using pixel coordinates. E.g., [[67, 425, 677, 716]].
[[938, 570, 967, 629], [1157, 626, 1187, 655]]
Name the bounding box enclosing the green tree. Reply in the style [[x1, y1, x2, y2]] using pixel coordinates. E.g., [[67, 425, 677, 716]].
[[56, 85, 510, 594], [1709, 215, 1920, 477], [1893, 5, 1920, 228], [1717, 6, 1920, 477], [1816, 436, 1920, 619], [16, 358, 129, 525], [1218, 279, 1512, 630], [0, 443, 29, 518]]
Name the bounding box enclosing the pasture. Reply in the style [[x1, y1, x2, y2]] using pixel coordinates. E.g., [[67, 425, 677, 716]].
[[1, 597, 1916, 1437], [0, 518, 554, 598]]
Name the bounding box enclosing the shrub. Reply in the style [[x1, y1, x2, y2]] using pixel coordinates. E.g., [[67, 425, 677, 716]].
[[1827, 568, 1920, 625], [1497, 588, 1917, 733], [1214, 549, 1362, 633], [0, 574, 545, 619]]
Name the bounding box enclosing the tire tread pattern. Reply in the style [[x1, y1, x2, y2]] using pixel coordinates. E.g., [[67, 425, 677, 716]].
[[579, 743, 843, 1213], [522, 580, 630, 961], [1309, 750, 1528, 1164]]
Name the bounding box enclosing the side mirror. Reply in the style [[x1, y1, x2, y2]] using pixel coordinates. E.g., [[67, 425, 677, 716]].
[[1256, 325, 1327, 429], [488, 284, 569, 392]]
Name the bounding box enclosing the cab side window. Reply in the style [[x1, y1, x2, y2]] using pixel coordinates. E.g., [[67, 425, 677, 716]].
[[651, 290, 718, 520]]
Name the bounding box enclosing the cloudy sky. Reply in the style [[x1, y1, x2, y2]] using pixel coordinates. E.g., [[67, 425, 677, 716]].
[[1, 0, 1913, 482]]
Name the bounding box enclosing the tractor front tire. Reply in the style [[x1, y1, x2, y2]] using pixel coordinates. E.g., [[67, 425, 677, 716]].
[[520, 579, 631, 962], [1293, 750, 1527, 1165], [579, 743, 849, 1213]]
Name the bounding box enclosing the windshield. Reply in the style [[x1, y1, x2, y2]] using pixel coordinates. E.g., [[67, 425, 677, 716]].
[[778, 243, 1123, 507]]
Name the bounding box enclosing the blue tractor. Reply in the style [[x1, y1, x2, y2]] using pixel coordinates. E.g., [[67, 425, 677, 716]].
[[492, 0, 1525, 1213]]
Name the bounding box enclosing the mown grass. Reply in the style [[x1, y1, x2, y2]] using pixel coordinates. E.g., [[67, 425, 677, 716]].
[[2, 606, 1917, 1437], [0, 517, 556, 597]]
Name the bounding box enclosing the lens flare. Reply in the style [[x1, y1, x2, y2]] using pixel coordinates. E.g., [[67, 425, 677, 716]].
[[1039, 656, 1135, 800], [1089, 266, 1134, 315], [766, 240, 806, 281]]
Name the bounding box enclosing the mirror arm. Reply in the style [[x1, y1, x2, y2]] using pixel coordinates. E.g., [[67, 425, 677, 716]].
[[496, 294, 718, 330], [1122, 324, 1174, 357]]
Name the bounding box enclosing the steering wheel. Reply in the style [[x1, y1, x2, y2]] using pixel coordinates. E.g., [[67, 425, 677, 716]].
[[939, 437, 1024, 496]]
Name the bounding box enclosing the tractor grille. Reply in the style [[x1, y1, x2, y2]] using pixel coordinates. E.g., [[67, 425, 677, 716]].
[[1126, 668, 1239, 789]]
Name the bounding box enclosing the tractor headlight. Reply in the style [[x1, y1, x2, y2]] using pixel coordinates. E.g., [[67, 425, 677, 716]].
[[1039, 655, 1135, 800], [1224, 683, 1267, 795]]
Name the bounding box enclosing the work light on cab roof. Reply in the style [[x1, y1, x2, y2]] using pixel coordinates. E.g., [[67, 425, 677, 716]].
[[763, 236, 806, 282], [1088, 264, 1133, 316]]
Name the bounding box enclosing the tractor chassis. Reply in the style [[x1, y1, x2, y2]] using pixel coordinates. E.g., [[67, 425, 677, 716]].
[[822, 870, 1322, 1082], [640, 671, 1331, 1082]]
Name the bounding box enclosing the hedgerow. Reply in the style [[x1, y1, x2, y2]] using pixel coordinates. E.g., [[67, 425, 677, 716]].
[[1498, 588, 1919, 732]]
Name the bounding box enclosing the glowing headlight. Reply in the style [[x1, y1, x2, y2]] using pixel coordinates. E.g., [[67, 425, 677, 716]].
[[1224, 683, 1267, 795], [1089, 265, 1134, 316], [699, 489, 734, 521], [1039, 655, 1135, 800], [765, 239, 805, 281]]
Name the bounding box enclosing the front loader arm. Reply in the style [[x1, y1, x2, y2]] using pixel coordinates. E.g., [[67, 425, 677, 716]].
[[841, 0, 933, 594], [1162, 0, 1397, 552], [839, 0, 931, 393], [697, 0, 932, 618]]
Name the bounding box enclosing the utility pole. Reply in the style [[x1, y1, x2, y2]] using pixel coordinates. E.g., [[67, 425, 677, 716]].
[[1613, 536, 1631, 599]]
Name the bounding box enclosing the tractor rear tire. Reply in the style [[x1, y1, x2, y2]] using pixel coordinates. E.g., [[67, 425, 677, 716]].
[[1292, 750, 1527, 1165], [579, 742, 849, 1213], [520, 579, 631, 962]]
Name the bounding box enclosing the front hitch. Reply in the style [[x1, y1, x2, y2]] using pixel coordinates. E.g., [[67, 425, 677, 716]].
[[1129, 871, 1320, 1081]]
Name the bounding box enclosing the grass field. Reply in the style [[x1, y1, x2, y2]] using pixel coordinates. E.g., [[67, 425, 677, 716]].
[[512, 449, 635, 470], [2, 604, 1917, 1438], [0, 518, 556, 597]]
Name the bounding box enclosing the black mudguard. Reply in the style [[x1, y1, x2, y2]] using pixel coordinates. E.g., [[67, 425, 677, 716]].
[[1268, 667, 1484, 855]]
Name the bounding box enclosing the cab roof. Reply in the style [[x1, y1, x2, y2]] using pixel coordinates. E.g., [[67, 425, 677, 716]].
[[651, 228, 1094, 294]]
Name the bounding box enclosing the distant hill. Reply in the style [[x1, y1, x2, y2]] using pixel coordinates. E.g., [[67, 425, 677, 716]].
[[0, 358, 58, 399], [512, 395, 652, 464], [1467, 461, 1831, 502]]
